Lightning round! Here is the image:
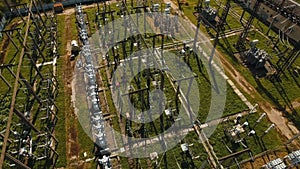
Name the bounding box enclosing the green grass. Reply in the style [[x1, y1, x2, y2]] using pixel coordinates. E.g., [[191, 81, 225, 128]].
[[74, 76, 96, 162], [57, 15, 67, 56], [56, 11, 98, 168], [54, 14, 67, 168], [86, 2, 249, 167], [122, 131, 209, 168], [68, 1, 297, 168], [185, 49, 248, 122], [71, 14, 79, 40], [175, 0, 300, 130], [76, 121, 96, 160], [137, 1, 288, 168], [170, 2, 295, 166], [84, 7, 98, 35], [0, 20, 27, 96], [54, 51, 68, 167], [0, 8, 59, 167], [161, 131, 209, 168], [177, 0, 198, 25], [216, 32, 300, 128], [0, 10, 63, 168]]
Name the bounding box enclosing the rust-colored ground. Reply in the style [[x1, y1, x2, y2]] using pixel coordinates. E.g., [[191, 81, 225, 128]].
[[61, 12, 81, 168]]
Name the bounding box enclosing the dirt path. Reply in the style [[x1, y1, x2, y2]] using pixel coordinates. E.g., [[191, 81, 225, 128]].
[[59, 3, 122, 168], [291, 99, 300, 109], [58, 3, 97, 16], [61, 13, 82, 168]]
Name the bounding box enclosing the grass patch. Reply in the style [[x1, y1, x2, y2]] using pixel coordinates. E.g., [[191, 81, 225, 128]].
[[52, 55, 67, 167], [54, 14, 67, 168], [176, 0, 300, 130]]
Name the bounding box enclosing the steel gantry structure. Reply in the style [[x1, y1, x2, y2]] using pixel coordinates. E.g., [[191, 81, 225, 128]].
[[236, 0, 263, 52], [235, 0, 300, 78], [75, 4, 112, 169], [0, 0, 59, 168]]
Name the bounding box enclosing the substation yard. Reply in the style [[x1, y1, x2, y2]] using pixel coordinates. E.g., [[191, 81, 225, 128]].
[[0, 0, 300, 169]]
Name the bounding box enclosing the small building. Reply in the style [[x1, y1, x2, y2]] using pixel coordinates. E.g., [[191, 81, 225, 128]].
[[164, 109, 172, 116], [53, 3, 64, 14], [71, 40, 79, 52], [150, 152, 158, 160], [181, 143, 189, 152], [71, 40, 80, 59]]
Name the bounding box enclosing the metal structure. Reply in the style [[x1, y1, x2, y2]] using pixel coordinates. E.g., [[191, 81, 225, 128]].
[[194, 0, 231, 61], [75, 5, 112, 169], [93, 1, 201, 167], [236, 0, 263, 52], [284, 149, 300, 167], [111, 0, 169, 146], [274, 47, 300, 79], [260, 0, 300, 78], [235, 0, 300, 78], [219, 110, 277, 168], [0, 0, 59, 168], [243, 40, 275, 77], [245, 41, 268, 69], [262, 158, 287, 169]]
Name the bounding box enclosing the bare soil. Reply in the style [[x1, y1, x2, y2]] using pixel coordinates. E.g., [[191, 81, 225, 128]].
[[291, 99, 300, 109], [62, 12, 81, 167]]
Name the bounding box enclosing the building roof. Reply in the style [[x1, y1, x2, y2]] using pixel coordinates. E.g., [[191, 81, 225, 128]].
[[53, 3, 63, 7]]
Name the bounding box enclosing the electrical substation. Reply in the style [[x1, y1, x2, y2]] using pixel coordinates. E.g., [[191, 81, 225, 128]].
[[0, 0, 300, 168]]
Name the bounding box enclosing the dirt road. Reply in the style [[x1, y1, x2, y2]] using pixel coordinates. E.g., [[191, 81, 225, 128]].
[[60, 12, 82, 168]]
